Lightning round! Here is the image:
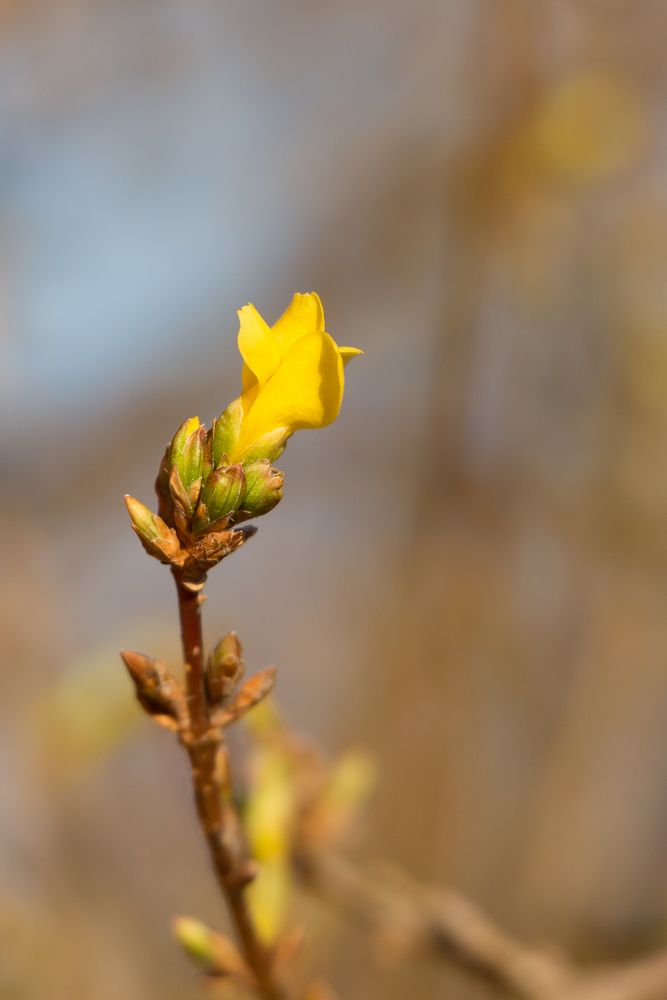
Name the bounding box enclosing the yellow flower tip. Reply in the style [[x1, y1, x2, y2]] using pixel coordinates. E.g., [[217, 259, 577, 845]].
[[338, 346, 364, 367], [183, 416, 200, 434], [271, 291, 325, 356]]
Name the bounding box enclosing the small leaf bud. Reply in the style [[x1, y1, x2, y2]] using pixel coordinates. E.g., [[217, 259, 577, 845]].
[[206, 631, 245, 705], [120, 649, 186, 729], [124, 496, 184, 565], [125, 495, 159, 541], [217, 666, 277, 725]]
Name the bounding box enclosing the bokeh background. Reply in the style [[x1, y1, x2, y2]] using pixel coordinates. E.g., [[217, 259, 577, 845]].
[[3, 1, 667, 997]]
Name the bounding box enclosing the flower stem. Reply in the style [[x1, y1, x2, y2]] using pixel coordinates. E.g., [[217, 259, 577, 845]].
[[172, 569, 287, 1000]]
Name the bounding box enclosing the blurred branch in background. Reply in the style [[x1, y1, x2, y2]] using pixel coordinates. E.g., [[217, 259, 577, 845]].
[[231, 706, 667, 1000], [298, 851, 667, 1000]]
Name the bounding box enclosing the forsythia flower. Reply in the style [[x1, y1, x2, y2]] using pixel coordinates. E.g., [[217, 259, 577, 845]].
[[126, 292, 362, 572], [222, 292, 362, 463]]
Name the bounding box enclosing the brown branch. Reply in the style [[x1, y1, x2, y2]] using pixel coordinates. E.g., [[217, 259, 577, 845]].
[[295, 848, 667, 1000], [172, 568, 287, 1000]]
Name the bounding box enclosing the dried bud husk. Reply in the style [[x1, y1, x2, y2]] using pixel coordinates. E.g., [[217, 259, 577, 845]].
[[212, 398, 243, 467], [180, 525, 257, 581], [206, 631, 245, 706], [124, 496, 184, 565], [217, 666, 277, 726], [235, 460, 284, 521], [168, 466, 196, 538], [172, 916, 251, 980], [201, 425, 213, 483], [120, 649, 185, 729], [194, 464, 246, 531], [169, 417, 205, 493], [239, 426, 290, 464], [155, 445, 175, 525]]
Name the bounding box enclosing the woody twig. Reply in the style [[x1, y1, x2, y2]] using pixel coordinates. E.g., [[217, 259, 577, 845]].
[[121, 292, 362, 1000]]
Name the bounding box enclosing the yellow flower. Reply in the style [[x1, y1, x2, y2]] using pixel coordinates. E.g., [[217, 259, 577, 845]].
[[227, 292, 362, 462]]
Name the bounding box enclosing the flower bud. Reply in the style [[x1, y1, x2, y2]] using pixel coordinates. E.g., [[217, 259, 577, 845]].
[[194, 464, 246, 531], [238, 426, 290, 464], [212, 398, 243, 467], [124, 496, 184, 565], [237, 460, 284, 519], [206, 631, 245, 705], [169, 417, 205, 492]]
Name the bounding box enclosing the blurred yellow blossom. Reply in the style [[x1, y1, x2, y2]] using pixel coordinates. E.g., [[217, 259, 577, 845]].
[[528, 70, 646, 184], [245, 747, 295, 943]]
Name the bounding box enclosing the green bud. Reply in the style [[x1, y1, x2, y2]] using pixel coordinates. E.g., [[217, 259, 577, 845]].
[[172, 916, 247, 977], [194, 464, 246, 530], [169, 417, 205, 491], [237, 460, 284, 519], [172, 916, 216, 971], [124, 496, 183, 565], [212, 398, 243, 467], [239, 426, 290, 464], [206, 631, 245, 705]]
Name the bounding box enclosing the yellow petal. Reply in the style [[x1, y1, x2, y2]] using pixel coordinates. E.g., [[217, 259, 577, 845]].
[[237, 304, 281, 385], [271, 292, 325, 356], [242, 362, 258, 392], [338, 346, 363, 367], [235, 330, 344, 455], [247, 863, 291, 945]]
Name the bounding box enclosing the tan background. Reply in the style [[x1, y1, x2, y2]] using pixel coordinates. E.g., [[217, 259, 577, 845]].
[[2, 1, 667, 997]]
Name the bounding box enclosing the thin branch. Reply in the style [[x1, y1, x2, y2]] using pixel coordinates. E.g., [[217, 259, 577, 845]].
[[295, 848, 667, 1000], [172, 568, 287, 1000]]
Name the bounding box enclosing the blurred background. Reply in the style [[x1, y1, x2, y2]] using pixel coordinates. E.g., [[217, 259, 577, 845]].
[[3, 0, 667, 997]]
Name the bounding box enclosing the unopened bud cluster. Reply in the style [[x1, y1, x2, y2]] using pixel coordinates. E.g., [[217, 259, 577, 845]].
[[125, 401, 285, 580]]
